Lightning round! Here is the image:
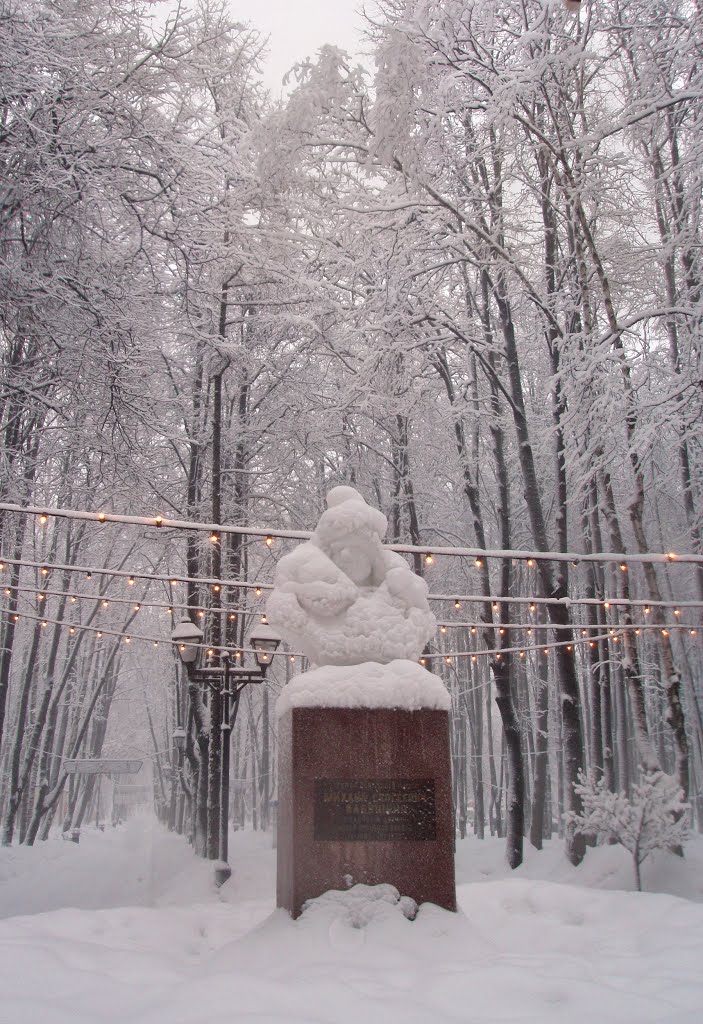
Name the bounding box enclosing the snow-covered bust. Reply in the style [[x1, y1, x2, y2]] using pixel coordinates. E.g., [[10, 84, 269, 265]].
[[266, 486, 435, 667]]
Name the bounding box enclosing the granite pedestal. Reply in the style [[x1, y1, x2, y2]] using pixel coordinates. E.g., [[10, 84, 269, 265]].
[[277, 705, 456, 918]]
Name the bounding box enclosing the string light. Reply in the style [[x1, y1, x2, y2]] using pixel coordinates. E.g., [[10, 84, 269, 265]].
[[128, 576, 135, 586], [210, 533, 220, 544], [674, 608, 681, 617], [37, 593, 45, 602], [662, 628, 670, 637], [260, 615, 268, 625], [454, 600, 461, 609], [212, 584, 221, 593], [134, 604, 141, 611], [644, 606, 651, 615], [424, 553, 434, 566], [154, 516, 163, 527], [474, 557, 483, 568], [527, 558, 535, 568], [38, 514, 48, 525], [265, 535, 274, 547], [667, 551, 677, 561], [228, 613, 236, 621], [619, 563, 627, 572], [255, 588, 262, 597], [440, 625, 447, 634], [97, 513, 106, 523], [40, 567, 49, 577]]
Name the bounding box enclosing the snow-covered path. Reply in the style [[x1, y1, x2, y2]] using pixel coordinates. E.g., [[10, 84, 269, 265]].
[[1, 817, 702, 1024]]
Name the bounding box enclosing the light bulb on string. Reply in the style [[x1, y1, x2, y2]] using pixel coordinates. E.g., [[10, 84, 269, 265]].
[[424, 553, 434, 566], [228, 613, 236, 622], [474, 557, 483, 569], [210, 533, 220, 544], [97, 513, 106, 523], [255, 588, 262, 597], [154, 516, 163, 527], [38, 514, 48, 526], [127, 576, 135, 586], [265, 535, 274, 548], [133, 604, 140, 612], [454, 600, 461, 610], [644, 606, 651, 616], [440, 625, 447, 634]]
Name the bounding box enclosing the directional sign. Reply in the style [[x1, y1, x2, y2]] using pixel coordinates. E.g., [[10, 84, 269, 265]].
[[63, 759, 143, 776]]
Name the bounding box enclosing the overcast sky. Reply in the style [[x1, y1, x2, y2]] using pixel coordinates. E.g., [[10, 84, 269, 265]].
[[234, 0, 370, 95]]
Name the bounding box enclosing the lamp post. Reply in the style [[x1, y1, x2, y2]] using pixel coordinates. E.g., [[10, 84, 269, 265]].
[[171, 618, 281, 886]]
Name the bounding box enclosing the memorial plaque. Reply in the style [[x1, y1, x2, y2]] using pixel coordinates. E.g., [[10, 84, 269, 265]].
[[314, 778, 436, 842]]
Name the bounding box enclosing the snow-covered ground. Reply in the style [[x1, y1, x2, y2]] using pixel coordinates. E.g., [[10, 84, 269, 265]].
[[1, 817, 702, 1024]]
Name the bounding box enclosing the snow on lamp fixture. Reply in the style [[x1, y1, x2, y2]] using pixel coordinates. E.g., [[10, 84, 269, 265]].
[[249, 623, 281, 671], [171, 620, 204, 664]]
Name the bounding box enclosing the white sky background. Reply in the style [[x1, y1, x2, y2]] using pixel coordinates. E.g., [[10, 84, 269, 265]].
[[230, 0, 371, 95]]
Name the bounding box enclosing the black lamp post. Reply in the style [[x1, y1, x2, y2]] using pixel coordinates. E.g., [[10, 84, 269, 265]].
[[171, 618, 281, 886]]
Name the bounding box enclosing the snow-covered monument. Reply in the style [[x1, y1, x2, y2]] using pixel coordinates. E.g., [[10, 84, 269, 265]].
[[269, 486, 456, 917]]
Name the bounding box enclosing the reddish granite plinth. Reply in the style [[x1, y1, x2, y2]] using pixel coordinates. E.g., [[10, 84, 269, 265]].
[[277, 707, 456, 918]]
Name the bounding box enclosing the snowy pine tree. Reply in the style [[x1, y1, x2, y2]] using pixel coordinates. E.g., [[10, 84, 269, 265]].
[[570, 771, 689, 891]]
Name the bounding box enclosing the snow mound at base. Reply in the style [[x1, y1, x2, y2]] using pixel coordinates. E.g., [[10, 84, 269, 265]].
[[302, 882, 418, 927]]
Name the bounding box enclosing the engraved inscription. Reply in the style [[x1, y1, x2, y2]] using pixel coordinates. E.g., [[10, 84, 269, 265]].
[[314, 778, 436, 842]]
